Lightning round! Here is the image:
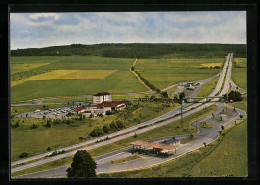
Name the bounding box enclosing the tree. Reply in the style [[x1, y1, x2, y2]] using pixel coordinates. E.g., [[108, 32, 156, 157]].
[[179, 92, 185, 100], [109, 121, 118, 131], [161, 91, 168, 98], [66, 150, 97, 178], [116, 120, 125, 129], [221, 125, 225, 130], [222, 94, 228, 101], [228, 90, 243, 102], [102, 124, 110, 133], [89, 127, 103, 137]]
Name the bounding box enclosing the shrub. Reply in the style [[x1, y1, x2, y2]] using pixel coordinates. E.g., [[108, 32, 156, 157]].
[[30, 123, 39, 129], [46, 147, 51, 151], [66, 112, 73, 117], [19, 152, 29, 158], [116, 120, 125, 129], [45, 119, 52, 128], [102, 125, 110, 133], [89, 127, 104, 137], [12, 121, 20, 128], [105, 110, 112, 115], [109, 121, 118, 131]]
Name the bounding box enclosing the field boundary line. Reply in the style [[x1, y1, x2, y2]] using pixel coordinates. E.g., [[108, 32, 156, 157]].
[[130, 59, 153, 92]]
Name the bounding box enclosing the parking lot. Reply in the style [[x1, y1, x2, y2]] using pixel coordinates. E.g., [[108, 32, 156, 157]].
[[15, 105, 84, 119]]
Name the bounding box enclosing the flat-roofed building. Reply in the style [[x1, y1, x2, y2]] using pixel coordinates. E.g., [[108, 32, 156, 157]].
[[92, 92, 112, 104]]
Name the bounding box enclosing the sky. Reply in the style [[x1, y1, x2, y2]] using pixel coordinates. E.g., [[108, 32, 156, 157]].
[[10, 11, 246, 49]]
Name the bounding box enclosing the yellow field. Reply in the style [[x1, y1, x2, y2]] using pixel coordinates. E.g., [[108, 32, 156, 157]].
[[11, 70, 117, 87], [201, 63, 222, 67], [10, 63, 50, 74]]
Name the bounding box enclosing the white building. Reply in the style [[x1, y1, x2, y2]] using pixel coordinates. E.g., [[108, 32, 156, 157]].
[[92, 92, 112, 104], [74, 92, 127, 116]]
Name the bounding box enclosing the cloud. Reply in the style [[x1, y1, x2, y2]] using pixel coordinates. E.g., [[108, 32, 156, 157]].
[[10, 11, 246, 49], [29, 13, 59, 21]]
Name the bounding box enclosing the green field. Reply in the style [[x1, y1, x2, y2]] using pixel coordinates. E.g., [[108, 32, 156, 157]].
[[197, 76, 220, 97], [98, 117, 247, 177], [11, 56, 148, 103], [232, 58, 247, 89], [135, 58, 224, 89], [11, 101, 178, 162]]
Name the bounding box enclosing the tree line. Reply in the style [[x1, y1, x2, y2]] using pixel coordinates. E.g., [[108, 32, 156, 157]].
[[11, 43, 246, 58]]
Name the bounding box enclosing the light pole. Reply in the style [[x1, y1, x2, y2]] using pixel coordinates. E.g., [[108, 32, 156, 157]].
[[181, 100, 183, 127]]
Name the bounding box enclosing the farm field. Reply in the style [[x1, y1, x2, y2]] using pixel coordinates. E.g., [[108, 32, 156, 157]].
[[135, 58, 224, 89], [98, 116, 247, 177], [232, 58, 247, 89], [10, 63, 50, 74], [11, 101, 178, 162], [10, 56, 148, 103], [11, 70, 118, 87]]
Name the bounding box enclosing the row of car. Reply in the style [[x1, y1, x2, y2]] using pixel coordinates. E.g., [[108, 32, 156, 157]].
[[33, 105, 82, 116]]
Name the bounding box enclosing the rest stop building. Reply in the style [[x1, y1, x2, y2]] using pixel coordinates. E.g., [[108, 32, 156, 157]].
[[74, 92, 127, 116]]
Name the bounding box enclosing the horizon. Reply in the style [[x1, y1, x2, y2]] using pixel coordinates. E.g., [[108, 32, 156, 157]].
[[11, 42, 246, 50], [10, 12, 246, 50]]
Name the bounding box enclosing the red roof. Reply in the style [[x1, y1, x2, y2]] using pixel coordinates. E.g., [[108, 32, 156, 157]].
[[74, 107, 85, 112], [93, 92, 111, 96], [97, 101, 127, 108]]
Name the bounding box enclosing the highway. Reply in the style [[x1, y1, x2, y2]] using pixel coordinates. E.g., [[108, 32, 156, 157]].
[[11, 53, 239, 176]]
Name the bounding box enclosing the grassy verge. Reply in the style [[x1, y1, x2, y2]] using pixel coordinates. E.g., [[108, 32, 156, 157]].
[[227, 101, 247, 112], [180, 136, 198, 144], [12, 104, 216, 177], [196, 76, 220, 97], [200, 122, 212, 128], [98, 117, 247, 177], [232, 58, 247, 89], [166, 86, 178, 96], [111, 155, 141, 164]]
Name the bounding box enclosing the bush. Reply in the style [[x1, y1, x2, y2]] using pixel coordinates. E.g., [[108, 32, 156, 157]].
[[109, 121, 118, 131], [66, 112, 73, 117], [30, 123, 39, 129], [89, 127, 104, 137], [12, 121, 20, 128], [19, 152, 29, 158], [102, 125, 110, 133], [45, 119, 52, 128], [240, 115, 244, 118], [105, 110, 113, 115], [116, 120, 125, 129], [46, 147, 51, 151]]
